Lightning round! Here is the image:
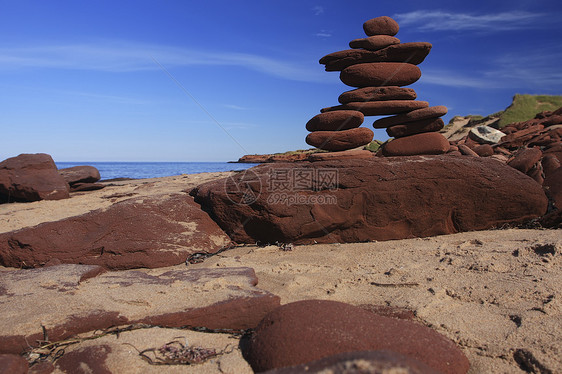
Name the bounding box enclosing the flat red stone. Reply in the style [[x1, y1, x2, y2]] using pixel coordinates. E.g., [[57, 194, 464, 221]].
[[306, 110, 364, 132], [373, 106, 448, 128], [382, 133, 450, 156], [322, 100, 429, 116], [340, 62, 421, 87], [387, 118, 444, 138], [306, 128, 374, 151], [349, 35, 400, 50], [339, 86, 417, 104], [363, 16, 400, 36]]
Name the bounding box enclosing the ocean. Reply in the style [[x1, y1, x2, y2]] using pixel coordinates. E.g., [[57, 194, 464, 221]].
[[55, 162, 258, 180]]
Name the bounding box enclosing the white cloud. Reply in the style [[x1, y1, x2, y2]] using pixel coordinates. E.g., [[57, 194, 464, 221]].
[[223, 104, 248, 110], [315, 31, 332, 37], [393, 10, 545, 32], [313, 6, 324, 16], [421, 69, 491, 88], [0, 41, 327, 83]]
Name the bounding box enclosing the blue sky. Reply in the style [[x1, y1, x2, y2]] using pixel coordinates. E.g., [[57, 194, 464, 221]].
[[1, 1, 561, 162]]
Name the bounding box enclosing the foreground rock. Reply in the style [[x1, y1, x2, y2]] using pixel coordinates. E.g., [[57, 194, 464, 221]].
[[0, 153, 69, 203], [0, 194, 231, 270], [192, 157, 547, 244], [244, 300, 469, 373], [262, 350, 438, 374], [0, 264, 280, 354]]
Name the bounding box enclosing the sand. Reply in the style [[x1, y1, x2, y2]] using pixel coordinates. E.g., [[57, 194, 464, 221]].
[[1, 172, 560, 373]]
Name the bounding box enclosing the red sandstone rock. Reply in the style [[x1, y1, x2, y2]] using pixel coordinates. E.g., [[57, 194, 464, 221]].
[[0, 153, 69, 203], [387, 118, 444, 138], [499, 125, 545, 149], [191, 157, 548, 244], [322, 100, 429, 116], [340, 62, 421, 87], [0, 194, 231, 270], [382, 133, 450, 156], [528, 163, 544, 184], [544, 167, 562, 208], [473, 144, 494, 157], [59, 165, 101, 185], [349, 35, 400, 50], [542, 154, 561, 177], [306, 128, 374, 151], [508, 148, 543, 174], [0, 354, 28, 373], [261, 350, 438, 374], [373, 106, 448, 128], [321, 43, 432, 71], [339, 86, 417, 104], [363, 16, 400, 36], [306, 110, 364, 132], [70, 182, 106, 192], [458, 145, 479, 157], [244, 300, 469, 374], [0, 264, 280, 354]]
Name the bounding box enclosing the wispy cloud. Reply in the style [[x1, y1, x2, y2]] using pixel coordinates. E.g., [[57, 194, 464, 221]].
[[393, 10, 545, 32], [315, 30, 332, 37], [223, 104, 248, 110], [313, 6, 324, 16], [0, 41, 327, 83], [421, 48, 562, 91]]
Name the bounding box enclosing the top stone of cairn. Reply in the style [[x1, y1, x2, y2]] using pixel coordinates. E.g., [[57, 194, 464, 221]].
[[363, 16, 400, 36]]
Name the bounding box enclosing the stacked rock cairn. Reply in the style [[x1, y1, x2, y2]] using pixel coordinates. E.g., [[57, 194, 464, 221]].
[[305, 16, 450, 157]]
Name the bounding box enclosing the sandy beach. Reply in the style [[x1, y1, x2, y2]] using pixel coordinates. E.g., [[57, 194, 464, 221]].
[[0, 172, 560, 373]]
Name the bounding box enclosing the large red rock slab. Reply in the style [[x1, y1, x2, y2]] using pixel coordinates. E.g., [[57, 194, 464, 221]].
[[0, 264, 280, 354], [59, 165, 101, 185], [321, 100, 428, 116], [387, 118, 444, 138], [382, 133, 450, 156], [339, 86, 417, 104], [262, 350, 438, 374], [349, 35, 400, 50], [321, 43, 432, 71], [340, 62, 421, 87], [306, 128, 374, 151], [306, 110, 364, 132], [0, 153, 69, 203], [243, 300, 469, 374], [363, 16, 400, 36], [508, 147, 543, 174], [0, 194, 231, 270], [191, 157, 548, 244], [373, 106, 448, 128]]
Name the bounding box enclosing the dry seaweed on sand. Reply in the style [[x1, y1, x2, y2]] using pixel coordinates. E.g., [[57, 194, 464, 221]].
[[134, 338, 233, 365]]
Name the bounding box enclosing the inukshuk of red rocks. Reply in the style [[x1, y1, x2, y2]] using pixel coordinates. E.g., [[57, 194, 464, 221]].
[[305, 16, 449, 156]]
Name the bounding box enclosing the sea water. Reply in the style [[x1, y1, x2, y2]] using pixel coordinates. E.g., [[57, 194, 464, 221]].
[[55, 162, 258, 180]]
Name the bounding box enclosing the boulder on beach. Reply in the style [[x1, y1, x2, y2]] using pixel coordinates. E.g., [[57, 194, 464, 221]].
[[0, 194, 231, 270], [59, 165, 101, 185], [191, 157, 548, 245], [0, 153, 70, 203], [243, 300, 469, 373]]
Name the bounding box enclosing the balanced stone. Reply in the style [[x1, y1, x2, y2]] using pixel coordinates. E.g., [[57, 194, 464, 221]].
[[340, 62, 421, 87], [373, 106, 448, 128], [387, 118, 445, 138], [382, 132, 450, 156], [363, 16, 400, 36], [306, 128, 374, 151], [339, 86, 417, 104], [349, 35, 400, 50], [306, 110, 364, 132], [320, 43, 432, 71], [321, 100, 429, 116]]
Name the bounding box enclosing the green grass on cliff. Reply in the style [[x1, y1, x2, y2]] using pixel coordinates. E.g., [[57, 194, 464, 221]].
[[498, 94, 562, 127]]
